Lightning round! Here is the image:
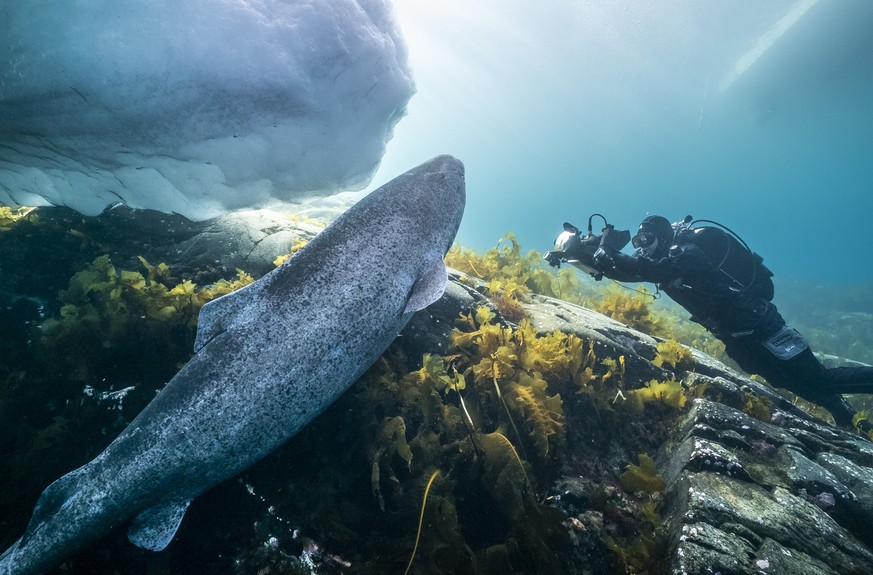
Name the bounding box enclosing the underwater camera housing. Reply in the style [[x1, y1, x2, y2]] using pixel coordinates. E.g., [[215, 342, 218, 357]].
[[544, 214, 630, 279], [598, 223, 632, 251]]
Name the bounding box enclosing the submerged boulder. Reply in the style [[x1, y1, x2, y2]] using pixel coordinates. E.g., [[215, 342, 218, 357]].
[[404, 268, 873, 574]]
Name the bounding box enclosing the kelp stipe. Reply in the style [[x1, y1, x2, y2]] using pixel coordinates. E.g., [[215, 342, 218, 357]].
[[403, 469, 441, 575]]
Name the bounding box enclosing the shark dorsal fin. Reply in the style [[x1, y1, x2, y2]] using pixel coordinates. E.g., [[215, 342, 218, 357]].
[[127, 500, 191, 551], [193, 280, 264, 352], [20, 467, 86, 546], [404, 256, 448, 315]]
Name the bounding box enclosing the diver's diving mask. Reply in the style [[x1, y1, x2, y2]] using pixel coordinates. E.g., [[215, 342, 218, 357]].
[[632, 231, 658, 256]]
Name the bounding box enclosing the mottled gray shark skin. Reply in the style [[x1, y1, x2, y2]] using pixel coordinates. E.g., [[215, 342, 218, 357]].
[[0, 155, 466, 575]]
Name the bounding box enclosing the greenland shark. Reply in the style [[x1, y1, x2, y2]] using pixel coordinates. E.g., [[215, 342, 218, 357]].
[[0, 155, 466, 575]]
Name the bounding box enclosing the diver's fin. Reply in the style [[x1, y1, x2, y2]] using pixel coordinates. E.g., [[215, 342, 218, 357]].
[[20, 467, 87, 546], [127, 500, 191, 551], [404, 256, 448, 314]]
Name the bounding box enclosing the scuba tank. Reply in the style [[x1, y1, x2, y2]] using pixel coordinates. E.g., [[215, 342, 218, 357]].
[[674, 217, 773, 298]]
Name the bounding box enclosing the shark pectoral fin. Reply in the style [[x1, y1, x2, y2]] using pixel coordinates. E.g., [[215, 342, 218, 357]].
[[127, 500, 191, 551], [404, 256, 448, 314]]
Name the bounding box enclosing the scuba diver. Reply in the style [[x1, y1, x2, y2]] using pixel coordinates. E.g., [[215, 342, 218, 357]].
[[543, 214, 873, 431]]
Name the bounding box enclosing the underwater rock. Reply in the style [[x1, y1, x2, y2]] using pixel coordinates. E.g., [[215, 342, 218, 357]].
[[439, 289, 873, 573], [397, 270, 489, 362], [152, 208, 324, 280], [3, 205, 323, 290], [661, 397, 873, 574], [523, 293, 658, 354], [668, 436, 752, 483], [667, 473, 873, 574], [816, 452, 873, 546], [522, 293, 673, 384]]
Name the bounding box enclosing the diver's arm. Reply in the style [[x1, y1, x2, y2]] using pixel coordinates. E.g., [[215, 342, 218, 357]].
[[593, 249, 645, 282], [594, 248, 675, 283]]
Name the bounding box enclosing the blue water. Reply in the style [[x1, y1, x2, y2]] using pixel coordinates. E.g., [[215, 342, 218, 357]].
[[375, 0, 873, 284]]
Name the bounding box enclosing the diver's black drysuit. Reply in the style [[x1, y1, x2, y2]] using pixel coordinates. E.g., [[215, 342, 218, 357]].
[[581, 225, 873, 427]]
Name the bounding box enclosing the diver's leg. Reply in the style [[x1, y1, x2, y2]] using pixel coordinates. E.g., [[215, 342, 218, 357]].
[[822, 366, 873, 395], [725, 340, 860, 427], [812, 394, 857, 428]]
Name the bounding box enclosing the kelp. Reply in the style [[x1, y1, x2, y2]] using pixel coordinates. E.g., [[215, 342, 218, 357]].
[[625, 379, 688, 412], [447, 233, 729, 364], [40, 254, 253, 381], [273, 238, 309, 267], [854, 411, 873, 442], [590, 285, 667, 336], [370, 416, 414, 512], [448, 307, 571, 462], [610, 452, 667, 571], [337, 306, 604, 572], [0, 206, 37, 232], [445, 233, 596, 308], [477, 432, 535, 522], [388, 305, 677, 572], [619, 453, 666, 493], [652, 338, 695, 373], [507, 372, 563, 459], [285, 213, 328, 227], [403, 469, 442, 575], [743, 389, 773, 422]]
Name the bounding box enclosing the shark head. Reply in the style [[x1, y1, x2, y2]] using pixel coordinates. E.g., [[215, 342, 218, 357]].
[[382, 155, 466, 315], [338, 154, 466, 316], [379, 154, 466, 257], [260, 154, 466, 319]]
